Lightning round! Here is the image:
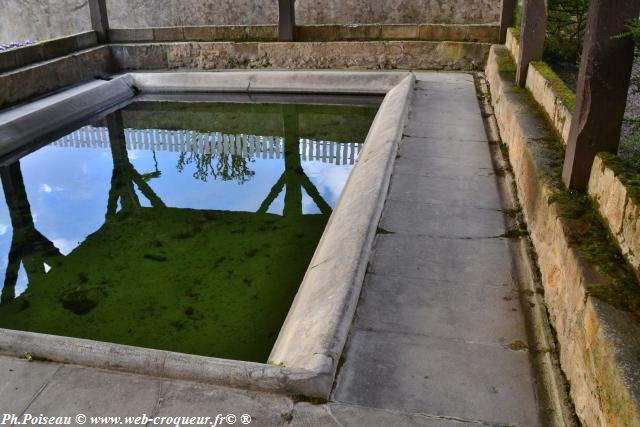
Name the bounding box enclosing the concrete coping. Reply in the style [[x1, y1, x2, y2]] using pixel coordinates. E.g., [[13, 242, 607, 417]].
[[0, 70, 416, 398], [0, 31, 98, 73]]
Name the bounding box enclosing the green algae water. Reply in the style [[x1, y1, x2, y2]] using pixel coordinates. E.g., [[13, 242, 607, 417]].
[[0, 100, 378, 362]]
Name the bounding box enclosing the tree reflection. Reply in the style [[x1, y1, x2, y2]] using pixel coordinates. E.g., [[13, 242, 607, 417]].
[[258, 105, 332, 217], [176, 151, 255, 184], [0, 162, 61, 304], [0, 106, 335, 303], [105, 112, 165, 218]]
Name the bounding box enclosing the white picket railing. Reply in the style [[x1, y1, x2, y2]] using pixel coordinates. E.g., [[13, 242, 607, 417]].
[[51, 126, 363, 165]]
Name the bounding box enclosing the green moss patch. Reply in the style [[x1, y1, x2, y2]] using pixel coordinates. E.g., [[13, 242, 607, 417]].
[[530, 61, 576, 112], [0, 208, 328, 362]]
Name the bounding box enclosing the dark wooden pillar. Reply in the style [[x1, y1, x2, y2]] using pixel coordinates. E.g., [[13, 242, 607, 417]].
[[278, 0, 295, 42], [88, 0, 110, 43], [499, 0, 517, 44], [562, 0, 640, 190], [516, 0, 546, 87]]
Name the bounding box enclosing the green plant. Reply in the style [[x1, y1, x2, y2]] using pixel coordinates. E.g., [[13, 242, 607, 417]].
[[545, 0, 590, 63]]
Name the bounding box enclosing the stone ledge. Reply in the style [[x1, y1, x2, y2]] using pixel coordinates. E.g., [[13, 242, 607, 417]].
[[505, 27, 519, 62], [110, 24, 498, 44], [521, 55, 640, 281], [0, 45, 114, 110], [486, 44, 640, 427], [525, 62, 574, 145], [0, 31, 98, 74], [589, 154, 640, 279], [110, 41, 490, 72]]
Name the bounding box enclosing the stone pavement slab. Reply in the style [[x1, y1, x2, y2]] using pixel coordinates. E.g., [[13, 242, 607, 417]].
[[370, 234, 514, 286], [388, 174, 503, 210], [0, 357, 61, 414], [333, 328, 539, 426], [380, 200, 506, 238], [354, 274, 526, 344]]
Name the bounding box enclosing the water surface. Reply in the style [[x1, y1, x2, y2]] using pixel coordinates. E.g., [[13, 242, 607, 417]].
[[0, 100, 377, 361]]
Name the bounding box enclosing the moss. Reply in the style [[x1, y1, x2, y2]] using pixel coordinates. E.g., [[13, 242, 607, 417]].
[[510, 26, 521, 42], [507, 340, 528, 351], [494, 52, 640, 321], [376, 226, 394, 235], [0, 209, 329, 362], [530, 61, 576, 112], [496, 49, 517, 82]]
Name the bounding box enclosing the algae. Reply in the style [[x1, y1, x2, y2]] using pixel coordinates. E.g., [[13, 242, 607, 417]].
[[0, 100, 377, 362]]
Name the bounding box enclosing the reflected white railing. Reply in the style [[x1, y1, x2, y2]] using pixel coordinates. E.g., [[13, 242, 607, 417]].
[[50, 126, 363, 165]]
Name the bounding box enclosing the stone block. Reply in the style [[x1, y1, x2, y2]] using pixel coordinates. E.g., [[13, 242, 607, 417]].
[[74, 31, 98, 50], [210, 26, 246, 41], [466, 25, 499, 42], [333, 328, 539, 426], [295, 25, 342, 42], [183, 26, 213, 41], [338, 24, 381, 40], [418, 24, 466, 41], [109, 28, 154, 42], [381, 24, 418, 40], [153, 26, 184, 42], [245, 25, 277, 41]]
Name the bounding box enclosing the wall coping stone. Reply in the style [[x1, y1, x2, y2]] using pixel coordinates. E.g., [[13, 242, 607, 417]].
[[0, 31, 97, 73], [110, 24, 498, 44]]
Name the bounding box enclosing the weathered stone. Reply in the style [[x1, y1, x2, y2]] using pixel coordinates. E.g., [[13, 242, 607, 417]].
[[486, 44, 640, 427], [589, 155, 640, 279], [337, 24, 381, 40], [333, 328, 539, 426], [0, 0, 501, 43], [418, 24, 466, 41], [245, 25, 278, 41], [294, 25, 342, 42], [381, 24, 418, 40], [182, 26, 213, 41], [153, 26, 184, 42], [109, 28, 154, 42]]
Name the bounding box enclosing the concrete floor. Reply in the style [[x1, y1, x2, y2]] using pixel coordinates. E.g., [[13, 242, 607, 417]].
[[0, 72, 543, 426]]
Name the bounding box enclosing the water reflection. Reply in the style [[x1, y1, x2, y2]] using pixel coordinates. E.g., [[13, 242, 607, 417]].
[[0, 101, 375, 361]]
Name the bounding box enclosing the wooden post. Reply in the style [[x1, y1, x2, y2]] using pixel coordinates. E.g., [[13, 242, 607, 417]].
[[499, 0, 517, 44], [562, 0, 640, 190], [278, 0, 295, 42], [516, 0, 546, 87], [88, 0, 110, 43]]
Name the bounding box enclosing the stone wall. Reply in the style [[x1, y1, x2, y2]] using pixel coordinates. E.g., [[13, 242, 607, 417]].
[[0, 0, 500, 43], [486, 44, 640, 427]]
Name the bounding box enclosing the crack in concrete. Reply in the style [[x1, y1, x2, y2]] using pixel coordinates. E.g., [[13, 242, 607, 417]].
[[350, 325, 523, 351], [16, 364, 64, 426]]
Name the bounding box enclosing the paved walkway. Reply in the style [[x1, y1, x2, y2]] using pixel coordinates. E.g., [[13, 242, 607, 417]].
[[0, 72, 543, 426], [332, 72, 541, 426]]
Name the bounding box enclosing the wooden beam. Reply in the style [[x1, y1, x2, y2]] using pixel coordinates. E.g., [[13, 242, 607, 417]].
[[88, 0, 110, 43], [516, 0, 546, 87], [499, 0, 517, 44], [278, 0, 295, 42], [562, 0, 640, 190]]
